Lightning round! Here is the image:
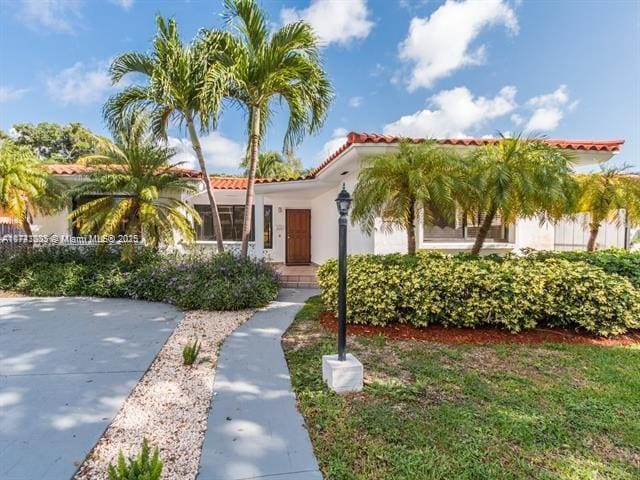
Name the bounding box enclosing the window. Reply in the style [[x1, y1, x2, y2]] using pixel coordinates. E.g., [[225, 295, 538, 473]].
[[423, 204, 507, 242], [194, 204, 273, 248]]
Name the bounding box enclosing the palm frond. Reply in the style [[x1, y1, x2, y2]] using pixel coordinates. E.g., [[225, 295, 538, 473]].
[[110, 52, 155, 83]]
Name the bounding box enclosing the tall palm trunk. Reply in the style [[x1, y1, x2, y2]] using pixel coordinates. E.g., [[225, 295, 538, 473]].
[[240, 106, 260, 258], [21, 215, 33, 249], [471, 204, 498, 255], [186, 118, 224, 253], [586, 221, 600, 251], [407, 201, 417, 256], [21, 217, 33, 236]]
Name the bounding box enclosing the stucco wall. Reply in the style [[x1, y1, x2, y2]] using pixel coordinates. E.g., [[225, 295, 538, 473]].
[[515, 217, 555, 250], [374, 220, 408, 254], [553, 213, 627, 251], [31, 207, 71, 236], [311, 172, 374, 265]]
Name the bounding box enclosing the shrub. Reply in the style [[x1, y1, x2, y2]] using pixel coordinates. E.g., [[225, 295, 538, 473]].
[[108, 438, 162, 480], [182, 338, 201, 366], [522, 248, 640, 287], [0, 246, 278, 310], [317, 252, 640, 336], [124, 251, 278, 310]]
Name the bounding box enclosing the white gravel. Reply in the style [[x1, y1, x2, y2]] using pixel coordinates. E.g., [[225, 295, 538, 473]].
[[73, 309, 253, 480]]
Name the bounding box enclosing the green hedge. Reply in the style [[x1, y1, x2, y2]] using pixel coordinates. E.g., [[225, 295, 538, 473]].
[[521, 248, 640, 287], [0, 247, 279, 310], [317, 252, 640, 336]]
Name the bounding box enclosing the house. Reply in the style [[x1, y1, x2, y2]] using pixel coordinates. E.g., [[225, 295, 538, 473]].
[[20, 132, 636, 265]]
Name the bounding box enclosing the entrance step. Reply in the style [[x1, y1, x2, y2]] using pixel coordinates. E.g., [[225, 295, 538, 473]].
[[279, 274, 318, 289]]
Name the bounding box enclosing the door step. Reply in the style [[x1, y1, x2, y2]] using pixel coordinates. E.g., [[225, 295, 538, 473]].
[[279, 274, 318, 289]]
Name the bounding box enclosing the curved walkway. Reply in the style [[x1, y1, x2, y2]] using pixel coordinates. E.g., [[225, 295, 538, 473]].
[[198, 289, 322, 480], [0, 297, 181, 480]]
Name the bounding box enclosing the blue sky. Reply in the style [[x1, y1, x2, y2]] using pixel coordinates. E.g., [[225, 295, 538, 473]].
[[0, 0, 638, 173]]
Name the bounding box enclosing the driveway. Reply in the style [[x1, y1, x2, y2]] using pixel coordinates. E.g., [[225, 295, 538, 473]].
[[0, 297, 182, 480]]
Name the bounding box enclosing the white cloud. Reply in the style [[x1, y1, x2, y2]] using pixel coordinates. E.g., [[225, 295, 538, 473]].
[[46, 61, 113, 106], [17, 0, 82, 33], [281, 0, 374, 46], [348, 96, 363, 108], [316, 127, 349, 161], [510, 113, 523, 126], [398, 0, 519, 90], [525, 108, 563, 131], [0, 86, 29, 103], [526, 85, 569, 109], [383, 86, 517, 138], [111, 0, 133, 10], [168, 133, 245, 172], [399, 0, 430, 13], [524, 85, 575, 131]]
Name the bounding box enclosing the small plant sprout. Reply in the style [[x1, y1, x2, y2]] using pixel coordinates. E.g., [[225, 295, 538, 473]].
[[107, 438, 162, 480], [182, 337, 201, 366]]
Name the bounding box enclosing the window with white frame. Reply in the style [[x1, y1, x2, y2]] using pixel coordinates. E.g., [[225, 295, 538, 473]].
[[423, 203, 507, 242], [193, 204, 273, 248]]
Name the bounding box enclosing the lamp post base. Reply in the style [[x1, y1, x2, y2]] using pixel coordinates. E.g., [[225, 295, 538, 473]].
[[322, 354, 363, 394]]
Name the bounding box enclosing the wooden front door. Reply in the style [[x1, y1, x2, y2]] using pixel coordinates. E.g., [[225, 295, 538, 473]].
[[286, 209, 311, 265]]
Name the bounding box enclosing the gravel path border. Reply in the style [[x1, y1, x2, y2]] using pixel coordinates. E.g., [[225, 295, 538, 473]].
[[73, 308, 253, 479]]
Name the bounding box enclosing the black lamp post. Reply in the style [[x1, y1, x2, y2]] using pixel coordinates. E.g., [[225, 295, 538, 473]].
[[335, 183, 352, 361]]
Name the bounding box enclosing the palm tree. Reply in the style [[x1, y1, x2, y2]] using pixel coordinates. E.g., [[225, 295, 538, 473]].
[[240, 150, 302, 179], [351, 141, 465, 256], [575, 167, 640, 251], [202, 0, 332, 257], [104, 15, 225, 253], [0, 140, 63, 237], [466, 134, 576, 255], [69, 110, 200, 258]]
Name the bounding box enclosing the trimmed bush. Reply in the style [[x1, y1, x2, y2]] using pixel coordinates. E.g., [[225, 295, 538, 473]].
[[317, 252, 640, 336], [522, 248, 640, 287], [0, 246, 279, 310]]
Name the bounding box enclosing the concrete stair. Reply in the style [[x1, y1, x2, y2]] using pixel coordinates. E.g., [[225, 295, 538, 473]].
[[272, 263, 319, 289], [279, 274, 318, 289]]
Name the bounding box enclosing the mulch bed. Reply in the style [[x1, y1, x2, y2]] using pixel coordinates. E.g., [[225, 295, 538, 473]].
[[320, 312, 640, 346]]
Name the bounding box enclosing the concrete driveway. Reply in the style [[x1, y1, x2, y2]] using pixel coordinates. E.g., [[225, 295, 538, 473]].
[[0, 297, 182, 480]]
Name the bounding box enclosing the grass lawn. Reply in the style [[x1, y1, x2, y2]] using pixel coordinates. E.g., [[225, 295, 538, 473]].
[[283, 296, 640, 480]]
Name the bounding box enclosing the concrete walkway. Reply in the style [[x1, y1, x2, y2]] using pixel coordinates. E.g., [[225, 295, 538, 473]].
[[0, 297, 181, 480], [198, 289, 322, 480]]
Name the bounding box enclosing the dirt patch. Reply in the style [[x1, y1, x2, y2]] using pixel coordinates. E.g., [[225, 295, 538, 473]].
[[282, 317, 325, 351], [320, 312, 640, 346], [0, 289, 26, 297]]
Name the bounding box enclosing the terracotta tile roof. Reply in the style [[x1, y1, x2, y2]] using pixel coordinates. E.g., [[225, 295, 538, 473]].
[[342, 133, 625, 152], [306, 133, 626, 179], [45, 163, 203, 178], [45, 133, 626, 189], [209, 176, 248, 189], [208, 176, 302, 189], [45, 163, 260, 190]]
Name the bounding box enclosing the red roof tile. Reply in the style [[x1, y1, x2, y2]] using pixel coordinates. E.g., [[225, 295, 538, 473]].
[[46, 133, 626, 189], [209, 176, 304, 189], [46, 163, 203, 178], [306, 133, 625, 179], [210, 176, 247, 189], [46, 164, 257, 190]]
